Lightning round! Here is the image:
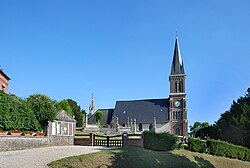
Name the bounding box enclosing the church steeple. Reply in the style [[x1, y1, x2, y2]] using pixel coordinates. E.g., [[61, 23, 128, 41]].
[[89, 93, 96, 116], [169, 36, 188, 137], [171, 36, 185, 75]]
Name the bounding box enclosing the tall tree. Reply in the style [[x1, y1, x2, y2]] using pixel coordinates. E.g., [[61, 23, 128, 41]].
[[215, 88, 250, 148], [54, 99, 73, 115], [201, 88, 250, 148], [0, 91, 13, 130], [27, 94, 57, 129], [189, 121, 209, 137], [95, 110, 103, 128], [67, 99, 84, 127], [0, 91, 41, 131]]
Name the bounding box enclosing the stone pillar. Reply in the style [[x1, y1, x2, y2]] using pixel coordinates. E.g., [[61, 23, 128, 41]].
[[90, 133, 94, 146], [154, 117, 157, 132], [130, 118, 133, 132], [127, 117, 130, 127], [134, 118, 137, 133], [122, 133, 128, 147]]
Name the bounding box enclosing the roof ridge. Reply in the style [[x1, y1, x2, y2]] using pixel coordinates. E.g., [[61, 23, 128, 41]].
[[116, 97, 169, 102]]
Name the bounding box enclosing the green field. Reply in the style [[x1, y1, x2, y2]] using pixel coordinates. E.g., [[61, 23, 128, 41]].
[[48, 146, 250, 168]]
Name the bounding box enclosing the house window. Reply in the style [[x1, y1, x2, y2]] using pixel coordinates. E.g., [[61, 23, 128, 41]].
[[139, 123, 142, 131], [175, 128, 181, 135]]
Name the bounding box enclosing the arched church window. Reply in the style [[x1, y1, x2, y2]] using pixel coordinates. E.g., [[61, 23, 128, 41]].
[[175, 128, 181, 135], [139, 123, 142, 131], [175, 82, 178, 92], [177, 111, 183, 120], [179, 81, 183, 92]]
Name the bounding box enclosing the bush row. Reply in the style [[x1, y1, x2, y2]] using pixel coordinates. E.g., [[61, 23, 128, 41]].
[[143, 131, 178, 151], [0, 91, 42, 131], [188, 138, 207, 153], [188, 138, 250, 161], [207, 139, 250, 161]]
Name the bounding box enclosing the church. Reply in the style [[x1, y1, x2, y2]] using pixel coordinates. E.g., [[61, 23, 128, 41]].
[[89, 36, 188, 136]]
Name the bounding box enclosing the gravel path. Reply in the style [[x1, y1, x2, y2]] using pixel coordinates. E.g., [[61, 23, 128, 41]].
[[0, 146, 110, 168]]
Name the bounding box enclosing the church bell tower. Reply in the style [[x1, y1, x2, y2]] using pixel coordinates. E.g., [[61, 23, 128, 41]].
[[169, 36, 188, 137]]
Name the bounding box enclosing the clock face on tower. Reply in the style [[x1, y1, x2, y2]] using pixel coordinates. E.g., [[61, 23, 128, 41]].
[[174, 100, 181, 107]]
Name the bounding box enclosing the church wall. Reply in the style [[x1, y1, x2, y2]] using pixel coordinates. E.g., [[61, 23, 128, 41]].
[[137, 123, 170, 132], [155, 122, 171, 133]]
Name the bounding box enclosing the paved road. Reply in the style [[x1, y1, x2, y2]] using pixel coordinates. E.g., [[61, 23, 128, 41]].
[[0, 146, 109, 168]]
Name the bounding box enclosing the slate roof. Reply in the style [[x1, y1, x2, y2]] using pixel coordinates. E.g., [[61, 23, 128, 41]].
[[0, 69, 10, 80], [112, 98, 169, 124], [171, 37, 185, 75], [55, 110, 76, 122], [88, 109, 114, 125]]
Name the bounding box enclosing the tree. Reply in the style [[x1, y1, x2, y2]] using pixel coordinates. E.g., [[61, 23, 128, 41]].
[[95, 111, 103, 128], [0, 91, 41, 131], [67, 99, 84, 127], [10, 96, 41, 131], [202, 88, 250, 148], [0, 91, 13, 130], [189, 121, 209, 138], [27, 94, 57, 129], [54, 99, 73, 116], [214, 88, 250, 148]]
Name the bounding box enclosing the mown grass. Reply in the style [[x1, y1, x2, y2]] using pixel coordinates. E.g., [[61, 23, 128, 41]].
[[47, 146, 250, 168]]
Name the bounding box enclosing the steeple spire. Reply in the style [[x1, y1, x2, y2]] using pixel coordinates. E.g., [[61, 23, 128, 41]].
[[89, 93, 96, 115], [170, 36, 185, 75]]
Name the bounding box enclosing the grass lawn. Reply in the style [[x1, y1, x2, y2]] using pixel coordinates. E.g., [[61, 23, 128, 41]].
[[48, 146, 250, 168]]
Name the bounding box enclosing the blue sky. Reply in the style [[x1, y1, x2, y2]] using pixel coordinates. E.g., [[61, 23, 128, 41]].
[[1, 1, 250, 128]]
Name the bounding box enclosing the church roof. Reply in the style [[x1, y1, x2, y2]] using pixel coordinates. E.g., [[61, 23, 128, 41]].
[[171, 36, 185, 75], [88, 109, 114, 125], [112, 98, 169, 124]]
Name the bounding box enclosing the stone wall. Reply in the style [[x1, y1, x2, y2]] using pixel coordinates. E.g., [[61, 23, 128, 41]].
[[0, 135, 74, 152], [127, 139, 143, 147], [74, 138, 92, 146], [48, 136, 74, 146]]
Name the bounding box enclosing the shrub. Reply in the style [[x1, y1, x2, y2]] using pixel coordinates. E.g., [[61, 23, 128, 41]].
[[188, 138, 207, 153], [207, 139, 250, 161], [179, 143, 188, 149], [143, 131, 178, 151]]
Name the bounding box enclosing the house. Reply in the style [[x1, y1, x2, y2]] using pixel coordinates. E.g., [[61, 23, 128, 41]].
[[48, 110, 76, 136], [89, 36, 188, 136], [0, 69, 10, 93]]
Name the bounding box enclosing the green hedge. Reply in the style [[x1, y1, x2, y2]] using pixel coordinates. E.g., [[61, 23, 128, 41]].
[[188, 138, 207, 153], [143, 131, 178, 151], [0, 91, 41, 131], [187, 138, 250, 161], [207, 139, 250, 161]]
